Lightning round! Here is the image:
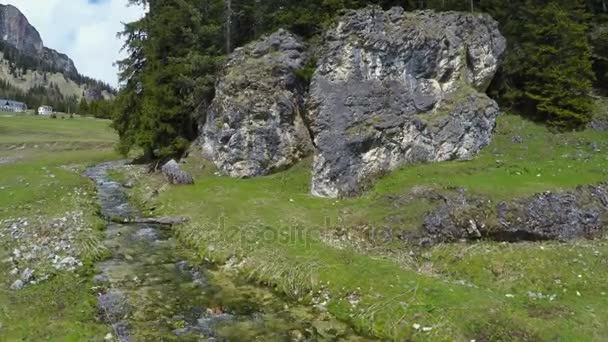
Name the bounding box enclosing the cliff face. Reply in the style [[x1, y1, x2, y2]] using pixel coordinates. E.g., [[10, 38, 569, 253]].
[[0, 4, 78, 75], [42, 47, 78, 76], [0, 4, 43, 56]]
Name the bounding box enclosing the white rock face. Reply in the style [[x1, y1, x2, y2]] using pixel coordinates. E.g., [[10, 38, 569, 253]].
[[200, 29, 313, 178], [307, 7, 506, 197]]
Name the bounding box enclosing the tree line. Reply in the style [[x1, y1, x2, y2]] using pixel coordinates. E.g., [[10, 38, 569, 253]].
[[113, 0, 608, 159], [78, 96, 114, 119], [0, 76, 115, 117], [0, 78, 78, 113], [0, 40, 115, 93]]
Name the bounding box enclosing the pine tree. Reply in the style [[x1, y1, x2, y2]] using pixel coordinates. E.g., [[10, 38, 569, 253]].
[[112, 0, 603, 161], [79, 97, 89, 115], [113, 0, 225, 159], [501, 0, 594, 129]]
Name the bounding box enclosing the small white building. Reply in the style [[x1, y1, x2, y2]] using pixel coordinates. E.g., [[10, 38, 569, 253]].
[[38, 105, 53, 116]]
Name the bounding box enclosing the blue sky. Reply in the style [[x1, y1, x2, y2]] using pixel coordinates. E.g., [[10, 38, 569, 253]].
[[0, 0, 144, 87]]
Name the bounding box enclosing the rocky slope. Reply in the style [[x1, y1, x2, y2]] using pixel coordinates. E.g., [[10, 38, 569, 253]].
[[0, 4, 77, 75], [199, 6, 506, 197], [0, 4, 112, 103]]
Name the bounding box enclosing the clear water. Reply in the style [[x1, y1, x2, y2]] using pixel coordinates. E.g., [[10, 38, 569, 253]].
[[86, 162, 369, 341]]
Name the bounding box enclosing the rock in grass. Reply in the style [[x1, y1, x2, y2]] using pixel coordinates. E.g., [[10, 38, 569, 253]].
[[421, 182, 608, 244], [161, 160, 194, 185], [21, 268, 34, 282], [589, 116, 608, 132], [122, 178, 136, 189], [307, 7, 506, 198], [10, 279, 24, 290], [200, 29, 313, 178]]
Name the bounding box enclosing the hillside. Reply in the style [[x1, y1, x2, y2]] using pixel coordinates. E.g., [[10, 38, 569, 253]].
[[0, 114, 118, 340], [0, 52, 83, 97], [0, 4, 113, 111]]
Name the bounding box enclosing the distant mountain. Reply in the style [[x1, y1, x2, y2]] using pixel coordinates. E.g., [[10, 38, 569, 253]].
[[0, 4, 78, 76], [0, 4, 113, 112]]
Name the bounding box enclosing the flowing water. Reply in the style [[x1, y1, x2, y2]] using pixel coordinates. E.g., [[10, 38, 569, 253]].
[[86, 162, 368, 341]]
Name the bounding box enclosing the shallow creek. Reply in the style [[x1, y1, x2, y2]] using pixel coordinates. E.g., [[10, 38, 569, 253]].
[[86, 162, 368, 341]]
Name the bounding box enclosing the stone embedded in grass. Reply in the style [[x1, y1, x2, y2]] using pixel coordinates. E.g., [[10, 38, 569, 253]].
[[161, 159, 194, 185], [10, 279, 24, 290], [421, 182, 608, 244], [21, 268, 34, 282]]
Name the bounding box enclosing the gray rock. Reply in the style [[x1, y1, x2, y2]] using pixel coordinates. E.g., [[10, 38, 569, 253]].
[[98, 290, 130, 322], [307, 7, 506, 197], [161, 159, 194, 185], [21, 268, 34, 282], [201, 29, 313, 178], [588, 116, 608, 132], [122, 178, 136, 189], [421, 183, 608, 244], [10, 279, 24, 290], [494, 188, 606, 241]]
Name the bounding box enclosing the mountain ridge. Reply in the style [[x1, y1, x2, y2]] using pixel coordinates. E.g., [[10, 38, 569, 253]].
[[0, 4, 78, 76], [0, 3, 113, 111]]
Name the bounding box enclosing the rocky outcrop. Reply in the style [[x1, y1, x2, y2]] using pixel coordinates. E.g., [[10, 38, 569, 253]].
[[307, 7, 506, 197], [201, 29, 313, 178], [422, 184, 608, 244], [84, 86, 114, 102], [42, 47, 78, 75], [0, 4, 42, 56], [84, 87, 104, 102], [0, 4, 78, 75], [198, 8, 506, 195]]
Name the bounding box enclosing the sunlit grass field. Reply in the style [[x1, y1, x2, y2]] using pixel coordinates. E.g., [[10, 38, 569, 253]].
[[126, 114, 608, 341], [0, 114, 118, 340]]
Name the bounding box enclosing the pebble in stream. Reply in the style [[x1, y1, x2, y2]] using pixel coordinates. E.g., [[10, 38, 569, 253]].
[[86, 162, 370, 341]]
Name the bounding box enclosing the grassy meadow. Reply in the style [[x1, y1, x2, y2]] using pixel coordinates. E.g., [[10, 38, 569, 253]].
[[1, 111, 607, 341], [0, 113, 118, 340], [121, 114, 608, 341]]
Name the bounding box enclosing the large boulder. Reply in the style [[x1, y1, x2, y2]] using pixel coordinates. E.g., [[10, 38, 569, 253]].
[[201, 29, 313, 178], [307, 7, 506, 198]]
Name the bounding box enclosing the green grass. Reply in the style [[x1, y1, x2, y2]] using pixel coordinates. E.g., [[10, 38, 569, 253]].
[[126, 114, 608, 341], [0, 114, 115, 145], [373, 114, 608, 200], [0, 115, 118, 340]]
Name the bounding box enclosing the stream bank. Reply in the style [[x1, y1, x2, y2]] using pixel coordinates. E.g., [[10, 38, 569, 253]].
[[86, 161, 368, 341]]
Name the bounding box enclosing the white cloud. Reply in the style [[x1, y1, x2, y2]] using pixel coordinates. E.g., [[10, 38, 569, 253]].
[[0, 0, 144, 87]]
